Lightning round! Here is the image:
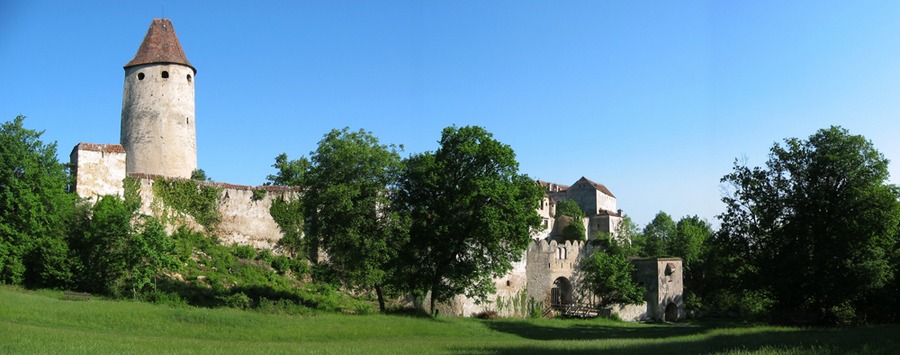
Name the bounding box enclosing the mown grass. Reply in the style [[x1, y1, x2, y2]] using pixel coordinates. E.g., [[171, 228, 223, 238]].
[[2, 286, 898, 354]]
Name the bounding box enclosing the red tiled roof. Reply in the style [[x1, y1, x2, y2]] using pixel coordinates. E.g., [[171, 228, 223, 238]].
[[124, 18, 195, 73], [536, 180, 569, 192], [72, 143, 125, 154], [577, 176, 615, 198]]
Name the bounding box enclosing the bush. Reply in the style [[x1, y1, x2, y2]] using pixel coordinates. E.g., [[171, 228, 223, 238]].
[[473, 310, 498, 320], [219, 292, 252, 309], [232, 245, 257, 260], [270, 255, 291, 273]]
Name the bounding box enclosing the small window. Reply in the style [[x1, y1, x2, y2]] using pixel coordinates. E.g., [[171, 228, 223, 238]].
[[137, 72, 145, 80], [186, 74, 192, 82], [161, 71, 169, 79]]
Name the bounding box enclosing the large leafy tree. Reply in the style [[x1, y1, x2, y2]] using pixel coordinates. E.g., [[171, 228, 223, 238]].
[[0, 116, 74, 286], [718, 126, 900, 321], [301, 128, 404, 311], [394, 126, 544, 314], [640, 211, 676, 257], [578, 243, 644, 309]]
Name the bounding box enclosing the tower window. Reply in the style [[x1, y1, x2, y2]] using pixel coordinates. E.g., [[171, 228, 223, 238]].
[[186, 74, 192, 82], [161, 71, 169, 79], [137, 72, 145, 80]]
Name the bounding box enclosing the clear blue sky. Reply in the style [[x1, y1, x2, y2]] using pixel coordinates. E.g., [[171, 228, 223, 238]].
[[3, 1, 900, 228]]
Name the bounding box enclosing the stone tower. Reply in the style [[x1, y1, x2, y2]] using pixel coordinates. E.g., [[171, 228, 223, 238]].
[[121, 18, 197, 178]]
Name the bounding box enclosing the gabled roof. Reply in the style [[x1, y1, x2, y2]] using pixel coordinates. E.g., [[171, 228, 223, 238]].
[[124, 18, 195, 73], [576, 176, 615, 198], [536, 180, 569, 192]]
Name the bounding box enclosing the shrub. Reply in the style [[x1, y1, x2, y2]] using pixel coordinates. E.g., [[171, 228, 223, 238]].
[[473, 310, 498, 320], [219, 292, 252, 309], [145, 290, 188, 308], [232, 245, 257, 260]]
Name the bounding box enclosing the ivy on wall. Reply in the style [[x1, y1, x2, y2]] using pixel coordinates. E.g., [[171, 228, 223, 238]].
[[151, 178, 222, 230], [123, 176, 142, 212], [269, 195, 304, 257]]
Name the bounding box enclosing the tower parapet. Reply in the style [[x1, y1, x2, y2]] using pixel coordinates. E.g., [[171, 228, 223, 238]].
[[121, 18, 197, 178]]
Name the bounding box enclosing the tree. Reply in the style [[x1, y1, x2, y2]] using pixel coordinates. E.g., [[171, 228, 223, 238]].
[[640, 211, 675, 257], [265, 153, 308, 258], [555, 199, 584, 219], [556, 199, 586, 242], [301, 128, 404, 312], [70, 195, 132, 294], [393, 126, 544, 314], [670, 215, 713, 314], [265, 153, 309, 187], [718, 126, 900, 322], [122, 217, 177, 297], [561, 221, 587, 242], [670, 215, 711, 270], [579, 245, 644, 309], [0, 116, 75, 287]]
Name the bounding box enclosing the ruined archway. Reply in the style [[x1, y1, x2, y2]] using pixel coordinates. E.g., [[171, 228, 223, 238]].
[[551, 277, 574, 308], [664, 302, 679, 322]]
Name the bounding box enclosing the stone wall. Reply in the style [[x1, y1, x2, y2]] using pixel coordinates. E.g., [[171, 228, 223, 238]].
[[70, 143, 127, 200], [128, 173, 299, 251], [633, 258, 685, 321], [121, 63, 197, 178]]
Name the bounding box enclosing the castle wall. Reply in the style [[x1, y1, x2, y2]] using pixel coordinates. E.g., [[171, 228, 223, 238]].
[[437, 257, 529, 317], [121, 63, 197, 178], [633, 258, 685, 321], [128, 174, 298, 251], [70, 143, 127, 200]]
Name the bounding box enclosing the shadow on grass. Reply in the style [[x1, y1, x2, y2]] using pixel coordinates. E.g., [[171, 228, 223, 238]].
[[483, 319, 710, 341], [463, 322, 900, 354]]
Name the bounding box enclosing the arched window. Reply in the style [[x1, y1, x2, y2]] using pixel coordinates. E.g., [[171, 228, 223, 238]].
[[161, 71, 169, 79]]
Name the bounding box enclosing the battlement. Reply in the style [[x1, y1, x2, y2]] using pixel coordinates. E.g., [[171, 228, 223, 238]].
[[528, 239, 587, 252]]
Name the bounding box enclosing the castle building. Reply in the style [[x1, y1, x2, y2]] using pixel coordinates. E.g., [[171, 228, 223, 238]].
[[69, 18, 684, 321], [535, 177, 624, 241], [121, 18, 198, 179]]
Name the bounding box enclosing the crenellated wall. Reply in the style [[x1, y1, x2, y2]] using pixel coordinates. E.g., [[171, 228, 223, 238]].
[[437, 239, 684, 322]]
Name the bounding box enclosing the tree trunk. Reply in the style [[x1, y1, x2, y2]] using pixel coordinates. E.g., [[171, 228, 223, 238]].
[[430, 284, 437, 316], [375, 285, 386, 312]]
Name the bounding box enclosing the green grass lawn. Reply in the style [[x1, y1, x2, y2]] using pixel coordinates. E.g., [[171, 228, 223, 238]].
[[1, 286, 898, 354]]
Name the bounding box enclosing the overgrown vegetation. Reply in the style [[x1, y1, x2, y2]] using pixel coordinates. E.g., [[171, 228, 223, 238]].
[[152, 177, 222, 230], [156, 226, 369, 313]]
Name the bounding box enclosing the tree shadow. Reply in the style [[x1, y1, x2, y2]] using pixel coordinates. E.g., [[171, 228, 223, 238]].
[[460, 322, 900, 354], [483, 319, 709, 341]]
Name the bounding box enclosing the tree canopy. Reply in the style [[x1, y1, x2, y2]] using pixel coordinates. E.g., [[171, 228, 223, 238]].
[[717, 126, 900, 322], [0, 116, 74, 286], [393, 126, 544, 314], [578, 242, 644, 309], [639, 211, 675, 257], [300, 128, 404, 311]]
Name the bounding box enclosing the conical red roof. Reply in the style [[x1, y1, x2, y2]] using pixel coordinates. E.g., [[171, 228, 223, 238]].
[[124, 18, 195, 73]]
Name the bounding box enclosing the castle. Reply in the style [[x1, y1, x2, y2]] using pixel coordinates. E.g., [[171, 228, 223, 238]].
[[69, 18, 683, 321]]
